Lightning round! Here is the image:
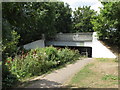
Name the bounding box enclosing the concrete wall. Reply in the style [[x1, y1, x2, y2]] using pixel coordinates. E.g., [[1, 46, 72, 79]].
[[46, 41, 84, 46], [92, 32, 116, 58], [24, 40, 45, 50], [84, 41, 92, 47], [56, 33, 93, 41], [46, 33, 93, 47]]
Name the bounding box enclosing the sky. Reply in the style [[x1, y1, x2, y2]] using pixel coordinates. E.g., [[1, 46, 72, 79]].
[[61, 0, 103, 12]]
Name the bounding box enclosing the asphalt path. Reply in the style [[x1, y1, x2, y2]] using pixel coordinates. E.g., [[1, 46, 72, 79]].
[[25, 58, 93, 88]]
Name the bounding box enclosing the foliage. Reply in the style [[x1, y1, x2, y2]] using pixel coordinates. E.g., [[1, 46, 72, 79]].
[[57, 48, 79, 64], [72, 6, 97, 32], [91, 2, 120, 47], [2, 2, 54, 44], [2, 19, 20, 59], [2, 64, 19, 88], [2, 2, 72, 44], [2, 2, 75, 88], [4, 46, 80, 87], [54, 2, 72, 33]]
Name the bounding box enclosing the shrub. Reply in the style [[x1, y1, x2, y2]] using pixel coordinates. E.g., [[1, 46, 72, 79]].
[[2, 19, 20, 60], [2, 64, 19, 88], [58, 48, 80, 64], [5, 46, 80, 85]]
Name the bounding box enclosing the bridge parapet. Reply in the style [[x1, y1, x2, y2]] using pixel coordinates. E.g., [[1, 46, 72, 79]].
[[46, 32, 93, 47], [55, 32, 93, 41]]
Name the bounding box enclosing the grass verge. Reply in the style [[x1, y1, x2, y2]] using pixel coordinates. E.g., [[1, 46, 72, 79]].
[[66, 58, 118, 88]]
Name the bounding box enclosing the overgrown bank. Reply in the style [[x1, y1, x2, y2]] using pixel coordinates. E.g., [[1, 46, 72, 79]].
[[3, 46, 80, 88]]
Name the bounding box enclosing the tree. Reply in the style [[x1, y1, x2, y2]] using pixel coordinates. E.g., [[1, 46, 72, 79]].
[[2, 19, 20, 59], [72, 6, 97, 32], [54, 2, 72, 33], [91, 2, 120, 47], [2, 2, 72, 44], [2, 2, 73, 88], [2, 2, 56, 45]]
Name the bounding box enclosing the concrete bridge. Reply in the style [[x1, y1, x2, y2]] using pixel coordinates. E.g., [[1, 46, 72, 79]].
[[46, 32, 93, 47], [46, 32, 116, 58], [23, 32, 116, 58]]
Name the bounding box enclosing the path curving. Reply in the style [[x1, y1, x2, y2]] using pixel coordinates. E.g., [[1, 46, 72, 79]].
[[25, 58, 93, 88]]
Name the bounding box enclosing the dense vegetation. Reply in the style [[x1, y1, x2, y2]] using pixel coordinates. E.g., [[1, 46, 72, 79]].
[[72, 6, 97, 32], [2, 2, 72, 45], [3, 46, 80, 88], [91, 2, 120, 48], [2, 1, 120, 88]]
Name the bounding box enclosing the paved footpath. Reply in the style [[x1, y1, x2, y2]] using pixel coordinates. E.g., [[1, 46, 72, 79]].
[[25, 58, 93, 88]]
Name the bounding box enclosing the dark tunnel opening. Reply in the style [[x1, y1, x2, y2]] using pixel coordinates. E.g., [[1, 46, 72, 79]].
[[53, 46, 92, 58]]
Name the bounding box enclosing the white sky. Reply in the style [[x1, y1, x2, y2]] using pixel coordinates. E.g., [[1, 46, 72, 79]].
[[61, 0, 103, 12]]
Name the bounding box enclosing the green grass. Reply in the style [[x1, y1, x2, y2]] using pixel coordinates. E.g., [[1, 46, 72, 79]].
[[95, 58, 118, 62], [102, 74, 118, 80], [96, 58, 110, 62], [69, 63, 95, 84], [66, 58, 118, 88]]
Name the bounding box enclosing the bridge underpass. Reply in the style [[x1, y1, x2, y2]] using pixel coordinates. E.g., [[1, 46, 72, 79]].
[[45, 33, 93, 58], [53, 46, 92, 58], [45, 32, 116, 58], [23, 32, 116, 58]]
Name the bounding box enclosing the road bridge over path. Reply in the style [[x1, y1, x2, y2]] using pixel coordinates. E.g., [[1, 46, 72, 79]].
[[46, 32, 116, 58]]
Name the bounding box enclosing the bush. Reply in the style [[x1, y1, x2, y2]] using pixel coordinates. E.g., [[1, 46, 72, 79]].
[[2, 19, 20, 88], [2, 19, 20, 60], [2, 64, 19, 88], [5, 46, 80, 85]]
